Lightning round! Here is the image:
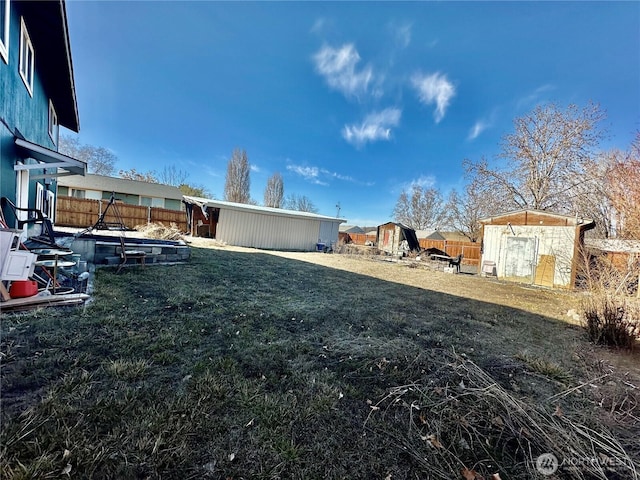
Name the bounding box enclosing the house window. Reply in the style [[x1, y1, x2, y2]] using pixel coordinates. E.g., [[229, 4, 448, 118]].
[[140, 196, 152, 207], [46, 190, 55, 221], [48, 100, 58, 144], [71, 189, 86, 199], [0, 0, 9, 64], [36, 182, 45, 212], [19, 17, 34, 96]]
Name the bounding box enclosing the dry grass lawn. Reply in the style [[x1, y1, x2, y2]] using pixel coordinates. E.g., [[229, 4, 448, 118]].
[[1, 239, 638, 479]]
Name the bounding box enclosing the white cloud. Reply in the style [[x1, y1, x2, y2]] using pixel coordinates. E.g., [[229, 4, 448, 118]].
[[342, 107, 401, 147], [250, 164, 261, 173], [310, 18, 326, 34], [286, 163, 373, 186], [411, 72, 456, 123], [410, 174, 436, 189], [286, 165, 323, 184], [313, 44, 374, 99], [516, 84, 555, 109], [204, 166, 222, 178], [468, 120, 487, 141], [396, 174, 437, 194], [391, 22, 412, 48]]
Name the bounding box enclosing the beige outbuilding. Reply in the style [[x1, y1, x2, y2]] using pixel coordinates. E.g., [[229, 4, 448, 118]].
[[479, 209, 595, 288]]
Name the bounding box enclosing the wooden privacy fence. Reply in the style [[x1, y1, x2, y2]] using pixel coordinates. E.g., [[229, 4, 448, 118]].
[[345, 233, 376, 244], [56, 197, 187, 232], [418, 239, 481, 267], [342, 231, 481, 267]]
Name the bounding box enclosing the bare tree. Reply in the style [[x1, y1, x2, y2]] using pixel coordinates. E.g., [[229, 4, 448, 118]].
[[605, 134, 640, 238], [466, 102, 606, 213], [58, 134, 117, 176], [178, 184, 212, 199], [224, 149, 251, 203], [283, 194, 318, 213], [445, 175, 499, 242], [119, 168, 158, 182], [158, 165, 188, 186], [264, 172, 284, 208], [393, 185, 445, 230]]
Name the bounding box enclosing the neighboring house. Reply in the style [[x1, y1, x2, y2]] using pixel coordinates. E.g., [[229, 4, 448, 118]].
[[0, 0, 85, 224], [182, 196, 345, 251], [424, 231, 471, 242], [57, 174, 184, 211], [479, 209, 595, 288], [338, 224, 364, 244], [414, 229, 436, 239], [339, 225, 365, 234], [376, 222, 420, 255]]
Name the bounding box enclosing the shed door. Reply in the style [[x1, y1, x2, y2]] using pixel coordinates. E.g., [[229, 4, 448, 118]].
[[503, 237, 536, 283]]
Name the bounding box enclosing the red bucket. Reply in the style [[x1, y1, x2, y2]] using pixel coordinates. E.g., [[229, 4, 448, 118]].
[[9, 280, 39, 298]]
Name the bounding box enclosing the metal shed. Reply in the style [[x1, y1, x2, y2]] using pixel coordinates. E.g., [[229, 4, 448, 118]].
[[479, 209, 595, 288], [182, 196, 345, 251], [377, 222, 420, 256]]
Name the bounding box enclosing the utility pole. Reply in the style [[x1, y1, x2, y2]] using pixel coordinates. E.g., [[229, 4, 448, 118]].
[[335, 202, 341, 218]]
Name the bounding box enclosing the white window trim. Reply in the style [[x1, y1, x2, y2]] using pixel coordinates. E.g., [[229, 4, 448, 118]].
[[48, 99, 58, 144], [0, 0, 9, 64], [19, 16, 34, 96], [46, 190, 55, 221], [35, 182, 45, 212]]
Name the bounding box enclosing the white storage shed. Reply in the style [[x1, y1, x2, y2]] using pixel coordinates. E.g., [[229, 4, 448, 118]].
[[183, 196, 345, 251], [480, 209, 595, 288]]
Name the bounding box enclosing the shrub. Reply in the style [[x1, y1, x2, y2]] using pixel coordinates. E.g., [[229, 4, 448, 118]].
[[582, 294, 639, 349]]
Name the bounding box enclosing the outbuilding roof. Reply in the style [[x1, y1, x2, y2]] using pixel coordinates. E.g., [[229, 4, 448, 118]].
[[182, 196, 346, 223], [59, 174, 184, 200], [480, 209, 594, 228]]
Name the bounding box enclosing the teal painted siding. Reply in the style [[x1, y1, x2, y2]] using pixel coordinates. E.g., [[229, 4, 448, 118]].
[[0, 3, 55, 148], [0, 121, 15, 204], [0, 1, 60, 207]]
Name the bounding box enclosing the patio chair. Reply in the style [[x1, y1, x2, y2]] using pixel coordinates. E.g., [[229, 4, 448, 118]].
[[116, 236, 146, 273], [448, 253, 463, 273], [0, 197, 60, 249]]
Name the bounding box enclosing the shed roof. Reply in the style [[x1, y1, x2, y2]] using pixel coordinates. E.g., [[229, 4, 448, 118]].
[[58, 174, 184, 200], [585, 238, 640, 253], [480, 209, 595, 229], [182, 196, 346, 223], [20, 1, 79, 131]]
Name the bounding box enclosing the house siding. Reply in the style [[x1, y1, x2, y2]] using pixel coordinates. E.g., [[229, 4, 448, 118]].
[[58, 174, 185, 211], [0, 2, 60, 208]]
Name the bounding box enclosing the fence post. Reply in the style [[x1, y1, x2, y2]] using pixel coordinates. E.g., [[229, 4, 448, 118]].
[[148, 206, 151, 224]]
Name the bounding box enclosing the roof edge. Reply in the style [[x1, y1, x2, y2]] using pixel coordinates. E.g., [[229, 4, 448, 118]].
[[182, 196, 346, 223]]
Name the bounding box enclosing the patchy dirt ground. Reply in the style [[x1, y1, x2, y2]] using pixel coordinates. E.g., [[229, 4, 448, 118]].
[[189, 238, 581, 322], [189, 237, 639, 380]]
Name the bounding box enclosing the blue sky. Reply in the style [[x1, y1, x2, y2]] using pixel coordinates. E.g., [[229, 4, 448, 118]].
[[64, 1, 640, 226]]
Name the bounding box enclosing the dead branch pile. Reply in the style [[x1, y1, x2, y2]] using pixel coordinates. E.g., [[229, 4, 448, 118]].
[[365, 354, 638, 479], [134, 222, 184, 241]]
